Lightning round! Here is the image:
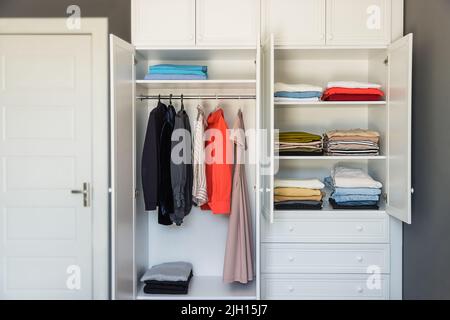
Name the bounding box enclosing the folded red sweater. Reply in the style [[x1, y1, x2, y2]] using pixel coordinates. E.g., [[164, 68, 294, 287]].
[[324, 94, 383, 101], [322, 87, 384, 101]]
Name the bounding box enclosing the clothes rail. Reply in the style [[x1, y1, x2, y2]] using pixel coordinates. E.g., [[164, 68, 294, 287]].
[[136, 94, 256, 101]]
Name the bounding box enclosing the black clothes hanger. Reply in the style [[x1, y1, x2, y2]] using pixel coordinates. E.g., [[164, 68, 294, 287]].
[[181, 94, 185, 111], [169, 93, 173, 105], [158, 94, 161, 103]]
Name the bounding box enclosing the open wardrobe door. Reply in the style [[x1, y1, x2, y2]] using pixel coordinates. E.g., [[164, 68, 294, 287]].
[[261, 34, 275, 224], [110, 34, 136, 299], [386, 34, 413, 224]]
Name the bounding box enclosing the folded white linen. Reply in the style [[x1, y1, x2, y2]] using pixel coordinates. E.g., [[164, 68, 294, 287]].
[[332, 167, 383, 189], [274, 179, 325, 190], [327, 81, 382, 89], [274, 97, 320, 103], [275, 82, 323, 93]]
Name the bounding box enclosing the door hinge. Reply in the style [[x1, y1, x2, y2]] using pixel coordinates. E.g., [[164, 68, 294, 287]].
[[384, 57, 389, 65], [383, 193, 388, 203], [134, 189, 139, 199], [134, 58, 138, 66]]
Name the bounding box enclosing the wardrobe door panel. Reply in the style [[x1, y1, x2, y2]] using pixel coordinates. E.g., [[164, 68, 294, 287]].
[[132, 0, 196, 47], [263, 0, 326, 46], [196, 0, 259, 46], [386, 34, 413, 224], [326, 0, 391, 46], [110, 35, 136, 300]]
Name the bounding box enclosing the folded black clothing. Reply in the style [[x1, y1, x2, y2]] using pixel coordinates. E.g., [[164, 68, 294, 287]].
[[274, 201, 323, 210], [144, 270, 193, 287], [329, 198, 379, 210], [143, 284, 188, 295], [278, 150, 324, 156]]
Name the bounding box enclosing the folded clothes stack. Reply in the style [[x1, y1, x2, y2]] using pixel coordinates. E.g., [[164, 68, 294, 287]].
[[274, 179, 325, 210], [276, 131, 323, 156], [327, 167, 382, 210], [324, 129, 380, 156], [140, 262, 193, 295], [145, 64, 208, 80], [322, 81, 384, 101], [274, 83, 323, 103]]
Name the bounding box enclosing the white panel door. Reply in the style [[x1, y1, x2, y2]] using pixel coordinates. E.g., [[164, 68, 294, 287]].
[[196, 0, 259, 46], [132, 0, 196, 47], [110, 35, 136, 300], [261, 34, 274, 224], [326, 0, 391, 46], [263, 0, 326, 46], [386, 34, 413, 224], [0, 35, 93, 299]]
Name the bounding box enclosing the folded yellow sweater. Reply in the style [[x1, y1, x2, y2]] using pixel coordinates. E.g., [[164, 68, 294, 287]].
[[274, 194, 323, 202], [274, 187, 322, 197]]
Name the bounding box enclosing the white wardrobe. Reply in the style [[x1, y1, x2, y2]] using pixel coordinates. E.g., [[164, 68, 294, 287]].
[[110, 0, 411, 300]]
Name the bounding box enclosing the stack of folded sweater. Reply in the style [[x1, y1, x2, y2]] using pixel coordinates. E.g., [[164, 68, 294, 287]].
[[326, 167, 382, 210], [323, 129, 380, 156], [274, 179, 325, 210], [274, 83, 323, 103], [140, 262, 193, 295], [276, 131, 323, 156], [322, 81, 384, 101], [145, 64, 208, 80]]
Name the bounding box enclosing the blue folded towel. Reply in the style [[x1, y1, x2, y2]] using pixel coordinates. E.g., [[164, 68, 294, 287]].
[[332, 194, 380, 203], [324, 177, 382, 197], [332, 200, 379, 206], [150, 64, 208, 73], [274, 91, 323, 99], [144, 74, 208, 80]]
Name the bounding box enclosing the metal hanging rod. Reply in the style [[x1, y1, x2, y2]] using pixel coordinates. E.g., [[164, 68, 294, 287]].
[[136, 94, 256, 101]]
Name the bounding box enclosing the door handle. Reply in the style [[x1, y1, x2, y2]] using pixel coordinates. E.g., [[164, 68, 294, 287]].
[[71, 182, 90, 207]]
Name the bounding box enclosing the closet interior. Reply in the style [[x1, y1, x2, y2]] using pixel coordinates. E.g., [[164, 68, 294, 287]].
[[132, 47, 261, 300]]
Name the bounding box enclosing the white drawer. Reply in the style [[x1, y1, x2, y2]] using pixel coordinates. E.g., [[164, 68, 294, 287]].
[[262, 274, 390, 300], [262, 213, 389, 243], [261, 243, 390, 274]]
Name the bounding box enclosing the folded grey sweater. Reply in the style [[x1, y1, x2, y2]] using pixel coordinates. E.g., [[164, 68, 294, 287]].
[[140, 262, 193, 282]]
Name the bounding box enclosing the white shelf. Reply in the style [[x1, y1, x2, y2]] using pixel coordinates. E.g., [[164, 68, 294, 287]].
[[274, 200, 386, 215], [274, 101, 386, 106], [136, 79, 256, 89], [275, 155, 386, 161], [136, 276, 257, 300]]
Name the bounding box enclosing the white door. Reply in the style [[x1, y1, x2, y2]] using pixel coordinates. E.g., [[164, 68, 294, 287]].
[[131, 0, 196, 47], [110, 35, 136, 300], [326, 0, 391, 46], [263, 0, 326, 46], [386, 34, 413, 224], [0, 35, 93, 299], [261, 34, 274, 224], [196, 0, 259, 46]]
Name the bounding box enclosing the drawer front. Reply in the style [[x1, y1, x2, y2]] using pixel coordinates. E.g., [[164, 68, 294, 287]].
[[262, 274, 390, 300], [262, 244, 390, 274], [262, 215, 389, 243]]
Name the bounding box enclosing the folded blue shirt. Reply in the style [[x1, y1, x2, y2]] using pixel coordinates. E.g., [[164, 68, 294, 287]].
[[274, 91, 323, 99], [150, 64, 207, 73], [333, 187, 382, 196], [332, 200, 379, 206], [144, 74, 208, 80], [332, 194, 380, 202]]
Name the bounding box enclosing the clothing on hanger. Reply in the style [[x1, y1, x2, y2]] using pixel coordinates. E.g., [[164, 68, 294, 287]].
[[201, 108, 232, 214], [192, 105, 208, 206], [142, 101, 167, 212], [170, 108, 193, 226], [223, 110, 254, 284]]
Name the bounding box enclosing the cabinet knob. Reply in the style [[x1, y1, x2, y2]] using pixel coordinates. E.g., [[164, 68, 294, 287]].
[[259, 188, 264, 193], [357, 287, 364, 293], [356, 225, 364, 232], [288, 286, 294, 292], [266, 188, 271, 192], [288, 226, 294, 232], [356, 256, 363, 262], [328, 34, 334, 40], [288, 256, 295, 262]]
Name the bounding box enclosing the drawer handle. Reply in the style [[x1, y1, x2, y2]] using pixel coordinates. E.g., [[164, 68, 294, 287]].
[[356, 225, 364, 232], [357, 287, 364, 293], [356, 256, 363, 262], [288, 256, 295, 262], [288, 226, 295, 232], [288, 286, 295, 292]]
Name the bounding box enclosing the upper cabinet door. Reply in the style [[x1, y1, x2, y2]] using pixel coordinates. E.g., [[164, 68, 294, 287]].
[[196, 0, 260, 46], [263, 0, 326, 46], [386, 34, 413, 224], [132, 0, 196, 47], [326, 0, 391, 46], [110, 35, 136, 299]]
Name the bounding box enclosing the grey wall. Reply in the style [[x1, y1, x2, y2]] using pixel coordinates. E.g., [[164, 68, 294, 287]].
[[404, 0, 450, 299], [0, 0, 131, 41]]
